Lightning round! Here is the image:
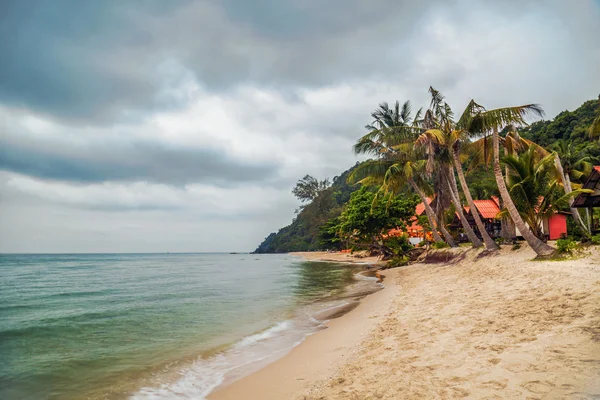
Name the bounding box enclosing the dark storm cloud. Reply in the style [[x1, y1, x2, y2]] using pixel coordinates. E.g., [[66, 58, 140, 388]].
[[0, 0, 435, 122], [0, 136, 277, 185]]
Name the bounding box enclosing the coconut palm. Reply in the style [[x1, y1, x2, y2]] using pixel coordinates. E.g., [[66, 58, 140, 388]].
[[468, 105, 556, 256], [350, 101, 455, 246], [501, 146, 590, 239], [414, 129, 483, 248], [414, 89, 497, 249]]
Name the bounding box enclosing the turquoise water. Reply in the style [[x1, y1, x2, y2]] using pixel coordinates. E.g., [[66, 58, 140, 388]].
[[0, 253, 368, 399]]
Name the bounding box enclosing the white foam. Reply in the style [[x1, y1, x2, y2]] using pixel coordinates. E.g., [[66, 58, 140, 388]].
[[130, 320, 306, 400], [234, 320, 292, 349]]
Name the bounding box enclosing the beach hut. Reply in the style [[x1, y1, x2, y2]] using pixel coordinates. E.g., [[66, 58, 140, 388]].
[[572, 166, 600, 233], [463, 197, 502, 238]]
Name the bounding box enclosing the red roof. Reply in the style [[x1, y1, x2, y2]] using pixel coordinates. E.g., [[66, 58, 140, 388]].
[[472, 199, 501, 219], [415, 197, 432, 216]]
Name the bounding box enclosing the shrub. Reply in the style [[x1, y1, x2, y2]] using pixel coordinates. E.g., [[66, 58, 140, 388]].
[[384, 234, 413, 256], [432, 241, 450, 249], [591, 234, 600, 245], [388, 255, 410, 268], [556, 238, 577, 253], [512, 242, 522, 250]]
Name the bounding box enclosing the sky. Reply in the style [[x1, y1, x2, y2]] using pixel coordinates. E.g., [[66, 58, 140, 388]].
[[1, 0, 599, 253]]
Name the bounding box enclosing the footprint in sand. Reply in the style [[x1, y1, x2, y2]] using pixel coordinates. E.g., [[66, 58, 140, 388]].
[[479, 380, 508, 390], [521, 380, 556, 394]]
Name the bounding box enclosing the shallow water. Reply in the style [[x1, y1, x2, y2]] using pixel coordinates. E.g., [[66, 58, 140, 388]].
[[0, 253, 377, 399]]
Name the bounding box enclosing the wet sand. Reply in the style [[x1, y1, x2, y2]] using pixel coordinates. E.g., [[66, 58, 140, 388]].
[[289, 251, 386, 266], [210, 245, 600, 399]]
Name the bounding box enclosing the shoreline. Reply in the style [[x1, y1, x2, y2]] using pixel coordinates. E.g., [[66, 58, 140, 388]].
[[289, 251, 387, 267], [209, 263, 399, 400], [210, 246, 600, 399]]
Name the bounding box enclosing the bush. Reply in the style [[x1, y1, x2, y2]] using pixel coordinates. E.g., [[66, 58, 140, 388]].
[[591, 234, 600, 245], [556, 238, 577, 253], [384, 234, 413, 256], [388, 255, 410, 268], [512, 242, 522, 250], [432, 241, 450, 249]]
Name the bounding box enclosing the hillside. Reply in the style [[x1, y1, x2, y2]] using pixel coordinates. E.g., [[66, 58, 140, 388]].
[[519, 97, 599, 148], [253, 164, 361, 253]]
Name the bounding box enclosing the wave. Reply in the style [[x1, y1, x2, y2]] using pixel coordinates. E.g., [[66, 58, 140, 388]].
[[130, 320, 310, 400], [233, 320, 292, 349]]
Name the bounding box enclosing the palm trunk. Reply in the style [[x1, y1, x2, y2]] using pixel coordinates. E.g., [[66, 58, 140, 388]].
[[409, 178, 453, 245], [446, 167, 483, 247], [492, 127, 555, 256], [452, 146, 499, 250], [554, 154, 591, 238]]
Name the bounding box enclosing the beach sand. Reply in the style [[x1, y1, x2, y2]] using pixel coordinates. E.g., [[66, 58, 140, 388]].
[[289, 251, 386, 266], [210, 245, 600, 399]]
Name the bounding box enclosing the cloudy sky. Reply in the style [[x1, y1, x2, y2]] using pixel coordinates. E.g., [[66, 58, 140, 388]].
[[1, 0, 599, 253]]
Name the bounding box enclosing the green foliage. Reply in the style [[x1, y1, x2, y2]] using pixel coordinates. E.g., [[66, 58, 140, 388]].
[[433, 241, 450, 249], [512, 242, 522, 251], [591, 234, 600, 246], [388, 255, 410, 268], [292, 175, 331, 203], [318, 217, 343, 250], [464, 166, 499, 200], [501, 146, 583, 240], [519, 99, 600, 147], [384, 234, 413, 256], [336, 187, 419, 248], [556, 238, 577, 253]]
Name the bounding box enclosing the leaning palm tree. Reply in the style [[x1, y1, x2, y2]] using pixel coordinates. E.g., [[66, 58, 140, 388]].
[[469, 105, 556, 257], [415, 128, 483, 248], [414, 89, 497, 249]]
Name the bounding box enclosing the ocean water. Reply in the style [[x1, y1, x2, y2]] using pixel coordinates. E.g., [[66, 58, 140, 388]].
[[0, 253, 379, 400]]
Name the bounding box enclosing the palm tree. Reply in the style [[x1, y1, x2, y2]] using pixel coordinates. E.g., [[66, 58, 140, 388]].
[[469, 127, 550, 240], [414, 89, 495, 249], [415, 129, 483, 248], [501, 146, 590, 239], [350, 101, 455, 246], [552, 140, 595, 238], [469, 105, 556, 256]]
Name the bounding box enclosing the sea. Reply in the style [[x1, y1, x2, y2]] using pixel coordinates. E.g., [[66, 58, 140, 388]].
[[0, 253, 381, 400]]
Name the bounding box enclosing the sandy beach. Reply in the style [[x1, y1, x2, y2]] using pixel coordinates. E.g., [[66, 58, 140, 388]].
[[210, 245, 600, 399], [289, 251, 386, 266]]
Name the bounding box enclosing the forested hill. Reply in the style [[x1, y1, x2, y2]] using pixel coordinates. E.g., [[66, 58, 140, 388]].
[[254, 97, 600, 253], [519, 97, 599, 147], [253, 164, 361, 253]]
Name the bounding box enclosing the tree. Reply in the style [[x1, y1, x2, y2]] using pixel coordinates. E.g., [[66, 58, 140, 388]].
[[470, 104, 557, 257], [292, 175, 331, 202], [414, 88, 494, 249], [552, 140, 596, 238], [335, 187, 418, 256], [350, 100, 455, 246], [501, 146, 590, 240]]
